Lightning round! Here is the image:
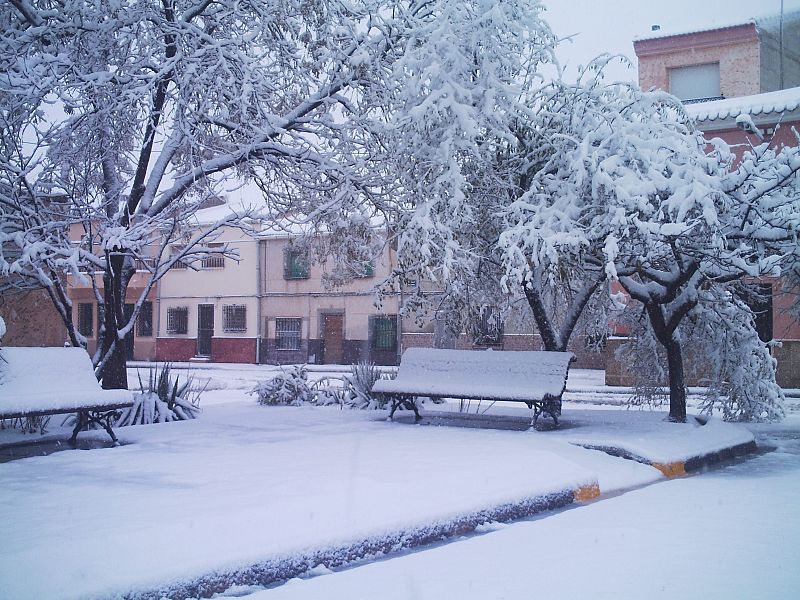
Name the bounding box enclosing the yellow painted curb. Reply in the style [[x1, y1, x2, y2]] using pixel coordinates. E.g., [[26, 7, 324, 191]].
[[652, 461, 686, 478], [573, 482, 601, 503]]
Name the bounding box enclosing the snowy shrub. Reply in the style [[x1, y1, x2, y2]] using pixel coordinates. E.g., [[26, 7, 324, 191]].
[[342, 362, 390, 410], [309, 376, 348, 406], [116, 364, 203, 426], [251, 366, 315, 406], [0, 414, 51, 435]]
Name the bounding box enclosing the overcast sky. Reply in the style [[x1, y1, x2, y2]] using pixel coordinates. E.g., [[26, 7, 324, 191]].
[[540, 0, 800, 83]]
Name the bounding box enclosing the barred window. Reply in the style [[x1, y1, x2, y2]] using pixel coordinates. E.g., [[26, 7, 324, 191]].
[[202, 244, 225, 269], [472, 309, 503, 345], [137, 301, 153, 337], [77, 303, 93, 337], [371, 315, 397, 350], [283, 249, 309, 279], [223, 304, 247, 333], [276, 318, 302, 350], [135, 257, 158, 271], [170, 246, 188, 269], [355, 261, 375, 278], [167, 306, 188, 334]]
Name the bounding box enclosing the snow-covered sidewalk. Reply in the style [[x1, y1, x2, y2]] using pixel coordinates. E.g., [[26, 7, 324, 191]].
[[248, 420, 800, 600], [0, 381, 758, 600]]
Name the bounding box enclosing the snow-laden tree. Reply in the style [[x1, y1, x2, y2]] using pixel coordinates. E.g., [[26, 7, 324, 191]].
[[2, 0, 551, 388], [349, 0, 561, 339], [503, 70, 799, 422]]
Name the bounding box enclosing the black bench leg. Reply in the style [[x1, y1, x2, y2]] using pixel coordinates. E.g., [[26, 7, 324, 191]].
[[97, 412, 120, 446], [70, 410, 87, 447], [388, 395, 421, 423], [408, 398, 421, 422]]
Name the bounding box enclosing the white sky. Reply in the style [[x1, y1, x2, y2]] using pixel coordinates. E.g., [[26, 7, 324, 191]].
[[541, 0, 800, 83]]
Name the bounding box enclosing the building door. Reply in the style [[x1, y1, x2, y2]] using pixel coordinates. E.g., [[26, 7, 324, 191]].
[[123, 303, 136, 361], [197, 304, 214, 357], [322, 314, 344, 364]]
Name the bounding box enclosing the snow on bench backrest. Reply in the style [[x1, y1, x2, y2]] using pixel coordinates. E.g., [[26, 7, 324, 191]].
[[0, 347, 132, 416], [372, 348, 574, 401]]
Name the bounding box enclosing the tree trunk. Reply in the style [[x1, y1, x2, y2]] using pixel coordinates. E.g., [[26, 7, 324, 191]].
[[643, 302, 689, 423], [664, 338, 687, 423], [98, 251, 129, 390]]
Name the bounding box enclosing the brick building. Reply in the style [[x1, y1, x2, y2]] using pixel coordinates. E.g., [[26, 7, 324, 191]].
[[606, 13, 800, 388]]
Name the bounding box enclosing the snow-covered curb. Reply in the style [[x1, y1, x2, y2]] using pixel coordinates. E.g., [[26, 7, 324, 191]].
[[124, 486, 593, 600], [569, 416, 757, 477]]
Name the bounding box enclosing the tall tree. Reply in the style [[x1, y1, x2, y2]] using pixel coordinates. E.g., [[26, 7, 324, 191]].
[[3, 0, 541, 388], [505, 73, 799, 422]]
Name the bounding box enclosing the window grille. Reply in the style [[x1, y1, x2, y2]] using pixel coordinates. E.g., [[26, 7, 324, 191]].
[[473, 309, 503, 345], [135, 257, 158, 271], [167, 306, 188, 334], [355, 261, 375, 278], [223, 304, 247, 333], [202, 244, 225, 269], [276, 318, 302, 350], [78, 303, 93, 337], [283, 249, 309, 279], [137, 301, 153, 337], [371, 316, 397, 350], [170, 246, 188, 269]]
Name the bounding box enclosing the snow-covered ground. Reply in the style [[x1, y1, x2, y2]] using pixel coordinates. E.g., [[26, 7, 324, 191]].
[[248, 418, 800, 600], [0, 365, 794, 599]]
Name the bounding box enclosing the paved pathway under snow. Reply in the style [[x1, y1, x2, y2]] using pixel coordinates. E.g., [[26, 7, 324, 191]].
[[237, 421, 800, 600]]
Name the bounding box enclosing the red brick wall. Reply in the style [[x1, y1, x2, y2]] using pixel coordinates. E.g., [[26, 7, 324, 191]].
[[155, 338, 197, 362], [211, 337, 257, 363]]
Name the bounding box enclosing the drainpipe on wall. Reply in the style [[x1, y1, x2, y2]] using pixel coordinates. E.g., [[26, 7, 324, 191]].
[[155, 270, 161, 363]]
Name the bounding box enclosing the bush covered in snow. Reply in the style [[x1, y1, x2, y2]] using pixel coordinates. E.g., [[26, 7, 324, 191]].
[[342, 362, 391, 410], [252, 363, 397, 409], [251, 366, 315, 406], [117, 364, 203, 426]]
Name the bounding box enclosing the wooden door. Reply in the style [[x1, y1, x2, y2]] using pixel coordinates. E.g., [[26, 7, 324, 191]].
[[197, 304, 214, 357], [322, 314, 344, 364]]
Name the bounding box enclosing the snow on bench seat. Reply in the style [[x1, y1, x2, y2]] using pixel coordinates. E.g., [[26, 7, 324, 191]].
[[0, 347, 133, 445], [372, 348, 575, 426]]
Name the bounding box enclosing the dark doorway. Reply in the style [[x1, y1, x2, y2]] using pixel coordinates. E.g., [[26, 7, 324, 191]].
[[123, 303, 135, 361], [322, 314, 344, 364], [197, 304, 214, 357]]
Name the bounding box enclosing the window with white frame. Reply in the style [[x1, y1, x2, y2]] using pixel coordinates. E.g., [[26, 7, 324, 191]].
[[167, 306, 189, 334], [276, 318, 302, 350], [223, 304, 247, 332]]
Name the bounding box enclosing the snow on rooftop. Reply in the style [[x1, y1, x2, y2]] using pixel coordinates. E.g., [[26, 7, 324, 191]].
[[634, 19, 754, 42], [634, 8, 800, 42], [685, 86, 800, 123]]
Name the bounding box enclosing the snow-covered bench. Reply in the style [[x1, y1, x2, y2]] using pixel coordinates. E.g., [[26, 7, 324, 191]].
[[372, 348, 575, 427], [0, 347, 133, 446]]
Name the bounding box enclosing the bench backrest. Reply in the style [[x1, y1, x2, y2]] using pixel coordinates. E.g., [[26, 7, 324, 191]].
[[0, 347, 131, 415], [375, 347, 574, 401]]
